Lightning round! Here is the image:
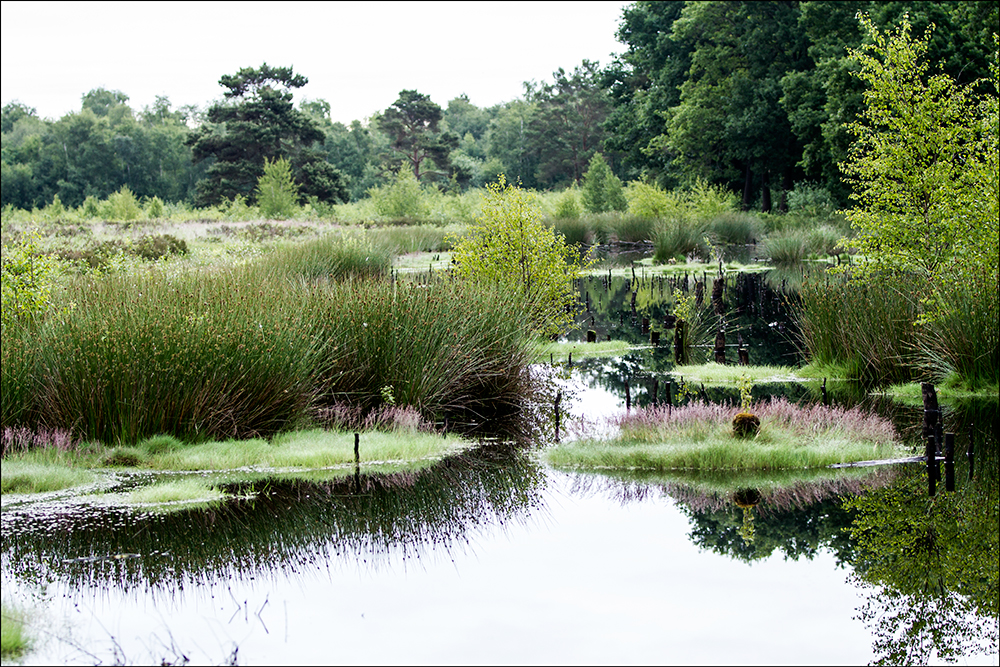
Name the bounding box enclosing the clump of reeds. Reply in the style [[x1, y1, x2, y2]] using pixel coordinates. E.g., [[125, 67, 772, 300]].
[[653, 220, 710, 263], [256, 234, 391, 281], [1, 264, 537, 446], [707, 211, 763, 246], [796, 273, 921, 385]]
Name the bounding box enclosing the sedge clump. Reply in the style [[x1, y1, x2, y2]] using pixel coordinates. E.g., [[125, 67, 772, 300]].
[[732, 374, 760, 438]]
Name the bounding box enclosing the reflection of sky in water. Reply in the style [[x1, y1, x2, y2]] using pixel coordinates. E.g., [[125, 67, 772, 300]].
[[7, 472, 879, 665]]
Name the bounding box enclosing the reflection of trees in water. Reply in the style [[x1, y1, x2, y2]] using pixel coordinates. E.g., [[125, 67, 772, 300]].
[[567, 272, 801, 367], [1, 445, 547, 599], [564, 469, 900, 566], [845, 435, 999, 666]]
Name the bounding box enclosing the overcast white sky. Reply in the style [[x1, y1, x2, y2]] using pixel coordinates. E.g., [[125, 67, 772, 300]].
[[1, 1, 631, 124]]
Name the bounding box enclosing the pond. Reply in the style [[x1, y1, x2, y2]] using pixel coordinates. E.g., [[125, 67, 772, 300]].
[[2, 266, 997, 665]]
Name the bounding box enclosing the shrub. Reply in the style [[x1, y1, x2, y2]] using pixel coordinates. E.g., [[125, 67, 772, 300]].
[[450, 175, 592, 338], [133, 234, 188, 260], [581, 153, 627, 214], [255, 157, 300, 220], [554, 188, 582, 220], [761, 231, 807, 266], [625, 181, 674, 219], [105, 186, 144, 221], [369, 168, 428, 220], [145, 196, 166, 219], [1, 228, 60, 326]]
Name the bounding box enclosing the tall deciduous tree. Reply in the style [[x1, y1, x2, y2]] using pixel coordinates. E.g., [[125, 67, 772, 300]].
[[376, 90, 457, 184], [840, 15, 999, 287], [187, 63, 347, 206]]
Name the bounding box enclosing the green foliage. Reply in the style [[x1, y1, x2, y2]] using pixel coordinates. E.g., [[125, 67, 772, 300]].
[[1, 601, 31, 659], [581, 153, 627, 213], [105, 185, 143, 221], [132, 234, 188, 260], [1, 229, 60, 326], [368, 168, 428, 220], [625, 181, 675, 219], [450, 175, 591, 338], [259, 235, 390, 282], [554, 188, 582, 219], [841, 16, 999, 289], [145, 195, 165, 219], [255, 157, 300, 219]]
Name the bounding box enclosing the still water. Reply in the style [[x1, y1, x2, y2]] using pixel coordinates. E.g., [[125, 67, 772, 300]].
[[2, 268, 997, 665]]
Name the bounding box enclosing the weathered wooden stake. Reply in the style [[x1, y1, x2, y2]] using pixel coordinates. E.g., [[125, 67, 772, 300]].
[[674, 320, 685, 364], [944, 432, 955, 492], [714, 328, 726, 364], [666, 380, 673, 410], [554, 391, 562, 442], [652, 378, 659, 407], [587, 329, 597, 343], [926, 436, 937, 496], [568, 352, 573, 367], [738, 347, 749, 366], [625, 379, 631, 411], [650, 330, 661, 346]]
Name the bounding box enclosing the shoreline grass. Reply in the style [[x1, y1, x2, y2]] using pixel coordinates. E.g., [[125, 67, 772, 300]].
[[536, 340, 635, 362], [1, 601, 31, 660], [546, 397, 901, 472]]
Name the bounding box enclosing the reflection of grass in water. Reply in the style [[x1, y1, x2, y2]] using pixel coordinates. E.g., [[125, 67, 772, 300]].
[[546, 398, 901, 471], [0, 601, 31, 659], [125, 477, 227, 506], [1, 461, 96, 494], [564, 465, 896, 513], [672, 362, 805, 384], [537, 340, 635, 362]]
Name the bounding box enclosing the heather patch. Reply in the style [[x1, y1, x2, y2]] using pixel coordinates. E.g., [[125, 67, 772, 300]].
[[546, 397, 901, 471]]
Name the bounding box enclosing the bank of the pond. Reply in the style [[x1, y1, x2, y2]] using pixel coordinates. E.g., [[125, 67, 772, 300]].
[[0, 601, 31, 660], [671, 362, 807, 384], [546, 398, 901, 472], [537, 339, 635, 362], [1, 428, 473, 496]]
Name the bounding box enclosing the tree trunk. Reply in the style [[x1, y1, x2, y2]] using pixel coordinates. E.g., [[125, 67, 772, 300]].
[[742, 163, 753, 211]]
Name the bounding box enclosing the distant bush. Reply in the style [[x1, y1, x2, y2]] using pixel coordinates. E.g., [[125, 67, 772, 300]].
[[133, 234, 188, 260], [369, 168, 428, 220], [554, 188, 582, 220], [105, 186, 143, 221], [581, 154, 627, 214], [255, 157, 300, 220]]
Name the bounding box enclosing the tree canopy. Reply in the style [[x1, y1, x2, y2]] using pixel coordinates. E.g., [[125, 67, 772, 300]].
[[186, 63, 347, 207]]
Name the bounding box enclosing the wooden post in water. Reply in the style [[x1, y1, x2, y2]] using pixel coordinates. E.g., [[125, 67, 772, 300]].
[[652, 378, 659, 407], [354, 433, 360, 465], [650, 330, 661, 346], [354, 433, 361, 494], [714, 328, 726, 364], [926, 436, 937, 497], [674, 320, 685, 364], [666, 380, 673, 409], [738, 347, 749, 366], [695, 280, 704, 307], [587, 329, 597, 343], [625, 379, 631, 411], [568, 352, 573, 368], [944, 432, 955, 492], [554, 391, 562, 442]]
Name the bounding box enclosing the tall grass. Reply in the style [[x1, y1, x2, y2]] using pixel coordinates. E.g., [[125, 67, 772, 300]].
[[707, 212, 763, 246], [1, 262, 538, 445], [653, 220, 710, 263], [257, 234, 391, 281], [797, 274, 922, 386], [916, 268, 999, 391]]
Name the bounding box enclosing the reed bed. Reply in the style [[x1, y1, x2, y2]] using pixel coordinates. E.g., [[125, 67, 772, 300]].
[[1, 249, 538, 445], [547, 397, 900, 471], [796, 274, 921, 385], [653, 220, 710, 263]]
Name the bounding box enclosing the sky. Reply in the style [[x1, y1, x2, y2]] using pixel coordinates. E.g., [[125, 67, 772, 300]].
[[1, 0, 631, 125]]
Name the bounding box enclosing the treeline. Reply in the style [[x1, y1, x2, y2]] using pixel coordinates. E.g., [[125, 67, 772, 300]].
[[2, 0, 996, 212]]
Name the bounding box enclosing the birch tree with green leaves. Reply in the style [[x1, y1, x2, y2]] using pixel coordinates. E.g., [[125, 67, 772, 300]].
[[450, 176, 592, 338], [841, 15, 999, 289]]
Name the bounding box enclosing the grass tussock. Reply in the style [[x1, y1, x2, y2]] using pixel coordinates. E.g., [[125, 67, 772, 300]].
[[547, 397, 900, 472]]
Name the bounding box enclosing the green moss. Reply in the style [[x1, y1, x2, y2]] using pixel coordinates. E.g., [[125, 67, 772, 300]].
[[672, 362, 806, 384]]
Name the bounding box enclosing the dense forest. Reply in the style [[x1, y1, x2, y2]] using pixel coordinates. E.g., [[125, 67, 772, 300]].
[[2, 0, 996, 213]]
